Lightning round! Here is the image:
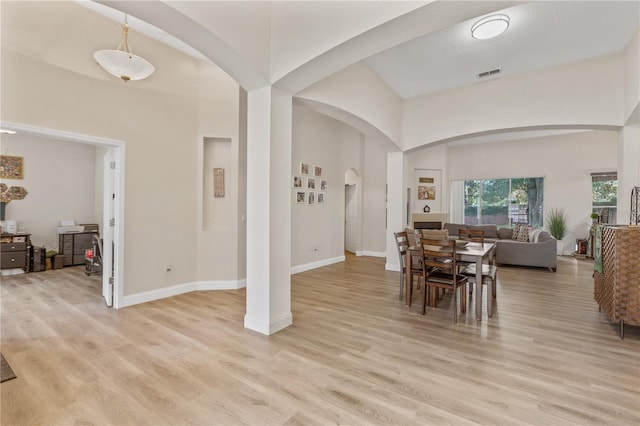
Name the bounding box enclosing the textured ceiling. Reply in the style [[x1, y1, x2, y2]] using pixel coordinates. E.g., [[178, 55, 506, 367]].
[[365, 1, 640, 99]]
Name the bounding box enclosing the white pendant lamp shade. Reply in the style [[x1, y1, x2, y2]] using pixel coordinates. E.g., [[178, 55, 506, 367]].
[[93, 49, 154, 82], [94, 16, 154, 82], [471, 14, 510, 40]]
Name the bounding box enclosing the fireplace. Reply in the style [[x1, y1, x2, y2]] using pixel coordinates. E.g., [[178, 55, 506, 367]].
[[414, 221, 442, 230]]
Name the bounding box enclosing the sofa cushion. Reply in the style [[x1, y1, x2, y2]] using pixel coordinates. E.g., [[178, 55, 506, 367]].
[[536, 230, 551, 242], [471, 224, 499, 239], [512, 224, 529, 241], [443, 223, 466, 237], [498, 227, 513, 240], [528, 228, 543, 243]]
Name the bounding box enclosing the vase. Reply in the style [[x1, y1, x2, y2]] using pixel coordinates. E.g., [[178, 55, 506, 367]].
[[557, 239, 564, 256]]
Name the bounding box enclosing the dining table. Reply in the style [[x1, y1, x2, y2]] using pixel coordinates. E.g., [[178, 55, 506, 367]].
[[405, 241, 496, 321]]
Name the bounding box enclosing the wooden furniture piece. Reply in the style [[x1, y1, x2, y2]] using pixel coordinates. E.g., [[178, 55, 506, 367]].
[[1, 233, 31, 272], [593, 225, 640, 338], [419, 237, 467, 322], [457, 228, 484, 273], [394, 231, 422, 301], [58, 230, 99, 266], [406, 241, 496, 320]]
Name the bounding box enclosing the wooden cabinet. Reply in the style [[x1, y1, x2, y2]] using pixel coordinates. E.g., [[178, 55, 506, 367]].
[[593, 226, 640, 338], [1, 233, 31, 272], [58, 231, 98, 266]]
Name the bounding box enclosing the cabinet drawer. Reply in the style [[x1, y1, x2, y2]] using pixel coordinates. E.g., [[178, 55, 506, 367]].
[[1, 242, 27, 252], [1, 253, 27, 269]]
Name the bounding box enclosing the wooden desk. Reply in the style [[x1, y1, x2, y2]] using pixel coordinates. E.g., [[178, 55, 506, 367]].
[[406, 241, 496, 321]]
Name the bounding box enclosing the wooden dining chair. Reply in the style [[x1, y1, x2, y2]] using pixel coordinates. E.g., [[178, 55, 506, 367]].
[[394, 231, 422, 301], [419, 237, 467, 323], [457, 228, 484, 273], [461, 244, 498, 316]]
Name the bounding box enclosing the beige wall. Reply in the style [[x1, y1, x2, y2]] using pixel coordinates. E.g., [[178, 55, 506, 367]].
[[446, 130, 618, 241], [403, 53, 625, 150], [1, 46, 200, 296], [0, 134, 97, 249]]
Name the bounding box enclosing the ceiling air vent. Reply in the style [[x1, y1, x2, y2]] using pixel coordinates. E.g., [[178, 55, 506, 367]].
[[478, 68, 501, 78]]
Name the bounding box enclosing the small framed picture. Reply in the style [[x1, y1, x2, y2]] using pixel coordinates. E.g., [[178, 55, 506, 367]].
[[308, 191, 315, 205], [317, 193, 325, 204], [314, 165, 322, 177], [292, 176, 303, 188], [300, 163, 309, 175], [307, 178, 316, 190], [320, 180, 328, 191], [296, 191, 306, 204]]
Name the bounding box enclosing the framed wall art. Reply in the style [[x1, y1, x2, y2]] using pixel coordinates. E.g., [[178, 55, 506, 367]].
[[296, 191, 306, 204], [415, 168, 442, 213], [320, 180, 328, 191], [314, 165, 322, 177], [300, 163, 310, 175], [307, 178, 316, 190], [213, 168, 225, 197], [292, 176, 303, 188], [0, 155, 24, 180], [308, 192, 315, 205], [317, 193, 325, 204]]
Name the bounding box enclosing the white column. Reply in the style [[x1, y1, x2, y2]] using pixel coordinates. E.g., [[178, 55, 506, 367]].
[[386, 151, 404, 271], [617, 124, 640, 224], [245, 86, 293, 335]]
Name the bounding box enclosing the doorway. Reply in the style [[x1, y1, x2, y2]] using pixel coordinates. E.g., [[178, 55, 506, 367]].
[[1, 121, 125, 308], [345, 183, 357, 253]]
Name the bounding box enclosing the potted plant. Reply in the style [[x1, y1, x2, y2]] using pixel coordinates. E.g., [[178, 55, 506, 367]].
[[590, 212, 600, 223], [546, 207, 568, 255]]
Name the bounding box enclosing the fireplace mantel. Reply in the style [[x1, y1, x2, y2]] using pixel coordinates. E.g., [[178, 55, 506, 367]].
[[411, 213, 449, 229]]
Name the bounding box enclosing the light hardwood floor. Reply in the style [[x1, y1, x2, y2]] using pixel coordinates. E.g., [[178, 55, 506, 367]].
[[1, 255, 638, 425]]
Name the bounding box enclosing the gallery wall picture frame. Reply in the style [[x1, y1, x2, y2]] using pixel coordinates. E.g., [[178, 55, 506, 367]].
[[0, 155, 24, 180], [317, 193, 325, 204], [320, 180, 328, 191], [292, 175, 303, 188], [314, 165, 322, 177], [296, 191, 306, 204], [300, 163, 310, 175], [307, 178, 316, 190], [308, 191, 315, 205]]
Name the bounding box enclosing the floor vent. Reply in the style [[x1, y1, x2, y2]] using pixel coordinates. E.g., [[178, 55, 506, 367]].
[[478, 68, 501, 78]]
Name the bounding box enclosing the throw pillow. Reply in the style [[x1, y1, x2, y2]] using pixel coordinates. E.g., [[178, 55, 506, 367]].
[[528, 228, 542, 243], [512, 224, 529, 242]]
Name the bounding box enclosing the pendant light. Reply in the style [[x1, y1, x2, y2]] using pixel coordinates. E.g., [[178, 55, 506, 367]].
[[94, 15, 155, 82]]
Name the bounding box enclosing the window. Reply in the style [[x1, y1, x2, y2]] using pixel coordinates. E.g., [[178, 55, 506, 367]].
[[463, 177, 544, 227], [592, 172, 617, 224]]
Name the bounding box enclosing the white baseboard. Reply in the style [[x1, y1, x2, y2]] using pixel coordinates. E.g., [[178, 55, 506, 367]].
[[291, 255, 345, 274], [122, 278, 246, 307], [196, 279, 246, 290], [385, 263, 401, 272], [243, 311, 293, 335], [359, 250, 387, 258]]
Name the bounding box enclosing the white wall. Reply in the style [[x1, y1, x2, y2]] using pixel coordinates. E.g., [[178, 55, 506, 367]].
[[2, 45, 200, 297], [291, 107, 388, 268], [1, 133, 97, 249], [624, 30, 640, 123], [196, 60, 244, 282], [403, 53, 625, 150], [297, 62, 403, 148], [444, 130, 618, 252]]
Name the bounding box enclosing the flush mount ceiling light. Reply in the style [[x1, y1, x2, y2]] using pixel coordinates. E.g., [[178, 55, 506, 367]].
[[93, 15, 155, 82], [471, 14, 510, 40]]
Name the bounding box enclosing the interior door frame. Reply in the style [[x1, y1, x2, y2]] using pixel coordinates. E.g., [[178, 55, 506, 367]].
[[1, 121, 126, 308]]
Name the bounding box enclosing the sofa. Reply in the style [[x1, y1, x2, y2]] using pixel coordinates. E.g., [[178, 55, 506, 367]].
[[442, 223, 557, 272]]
